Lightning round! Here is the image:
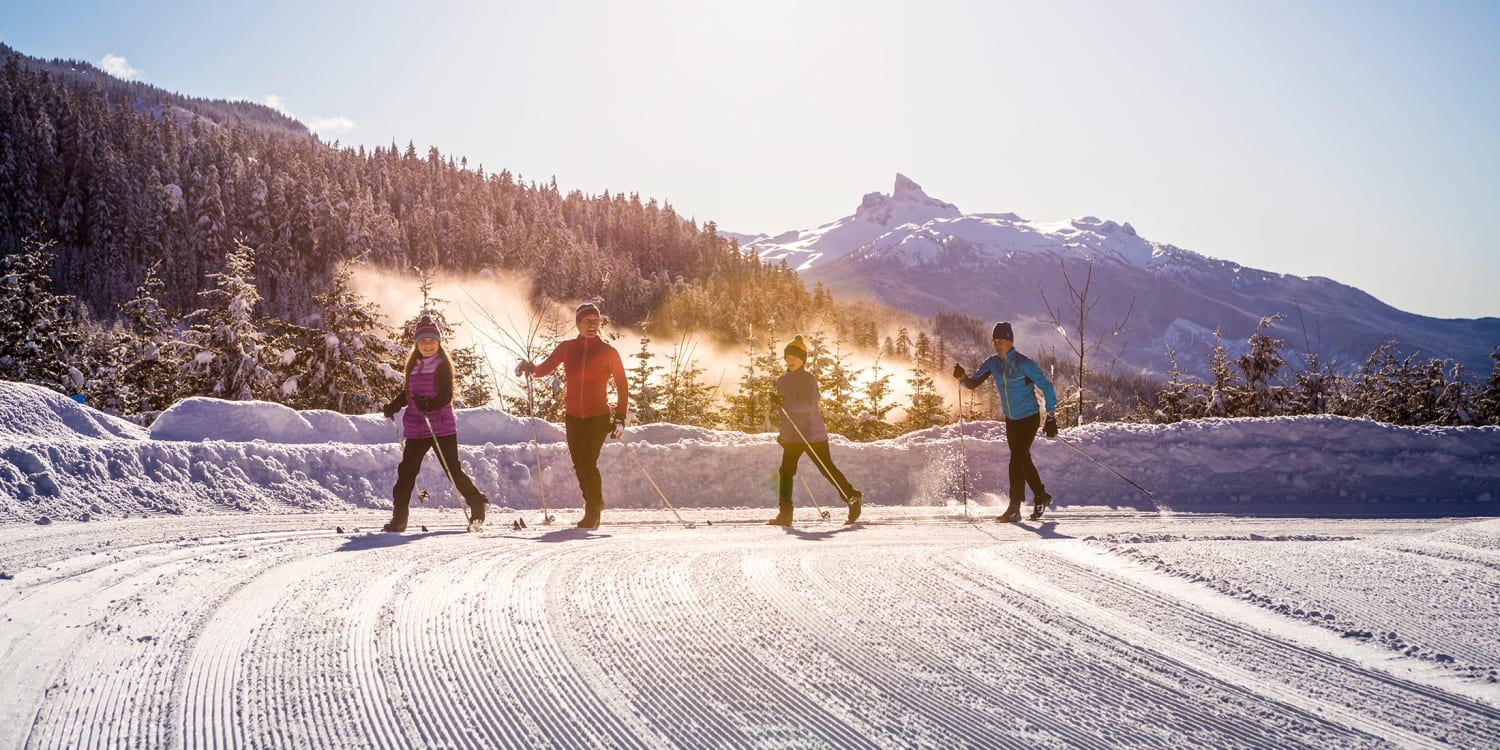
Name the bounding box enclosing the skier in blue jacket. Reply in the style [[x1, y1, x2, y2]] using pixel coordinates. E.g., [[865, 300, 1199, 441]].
[[953, 322, 1059, 522]]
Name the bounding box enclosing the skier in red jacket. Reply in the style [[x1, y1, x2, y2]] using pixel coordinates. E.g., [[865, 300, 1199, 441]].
[[516, 303, 629, 529]]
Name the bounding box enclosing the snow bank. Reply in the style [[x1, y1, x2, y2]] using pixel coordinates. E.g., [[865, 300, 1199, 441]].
[[0, 382, 146, 441], [0, 381, 1496, 524]]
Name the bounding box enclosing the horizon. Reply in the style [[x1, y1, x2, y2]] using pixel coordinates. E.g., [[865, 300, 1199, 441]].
[[2, 0, 1497, 320]]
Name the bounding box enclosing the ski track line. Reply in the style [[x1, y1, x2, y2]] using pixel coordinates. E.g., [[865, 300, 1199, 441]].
[[854, 537, 1380, 749], [581, 538, 879, 748], [476, 539, 662, 748], [505, 531, 862, 747], [1020, 540, 1500, 745], [967, 540, 1472, 749], [554, 539, 754, 746], [732, 545, 1031, 747], [1, 529, 311, 749], [736, 544, 1037, 748], [1110, 537, 1500, 679], [176, 534, 358, 749], [775, 538, 1233, 749]]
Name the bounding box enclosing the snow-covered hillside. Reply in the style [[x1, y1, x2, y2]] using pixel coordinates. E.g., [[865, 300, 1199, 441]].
[[3, 381, 1499, 747], [733, 176, 1500, 379]]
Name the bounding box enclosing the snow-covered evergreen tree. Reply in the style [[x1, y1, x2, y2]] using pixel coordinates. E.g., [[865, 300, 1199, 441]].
[[1476, 348, 1500, 425], [0, 242, 79, 393], [179, 240, 274, 401], [113, 264, 180, 418], [268, 262, 405, 413], [1236, 315, 1288, 417]]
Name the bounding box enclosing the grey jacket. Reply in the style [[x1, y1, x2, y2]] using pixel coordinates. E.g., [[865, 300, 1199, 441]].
[[776, 368, 829, 444]]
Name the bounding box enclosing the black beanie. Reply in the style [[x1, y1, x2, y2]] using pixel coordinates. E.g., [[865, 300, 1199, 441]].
[[992, 321, 1014, 341], [784, 335, 808, 360]]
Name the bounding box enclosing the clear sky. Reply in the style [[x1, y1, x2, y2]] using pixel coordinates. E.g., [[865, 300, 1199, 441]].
[[3, 0, 1497, 319]]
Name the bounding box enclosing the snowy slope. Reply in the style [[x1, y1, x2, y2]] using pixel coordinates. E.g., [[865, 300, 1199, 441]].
[[734, 176, 1500, 378], [2, 381, 1499, 748]]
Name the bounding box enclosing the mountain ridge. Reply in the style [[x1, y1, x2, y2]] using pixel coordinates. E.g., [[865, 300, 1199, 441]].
[[732, 175, 1499, 377]]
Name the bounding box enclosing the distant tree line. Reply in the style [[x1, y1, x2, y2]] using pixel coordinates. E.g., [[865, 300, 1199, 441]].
[[1143, 314, 1500, 426]]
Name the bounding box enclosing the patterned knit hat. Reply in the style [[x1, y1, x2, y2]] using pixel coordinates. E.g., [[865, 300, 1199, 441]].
[[575, 302, 602, 323], [413, 315, 441, 342], [784, 335, 808, 360]]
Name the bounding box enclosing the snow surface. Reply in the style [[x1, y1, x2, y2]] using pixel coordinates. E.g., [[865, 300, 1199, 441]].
[[3, 380, 1499, 747]]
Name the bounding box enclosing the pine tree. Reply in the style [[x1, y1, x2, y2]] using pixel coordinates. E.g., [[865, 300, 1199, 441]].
[[1205, 328, 1237, 417], [628, 331, 664, 424], [660, 334, 719, 427], [268, 261, 406, 413], [0, 242, 80, 393], [179, 240, 274, 401], [114, 263, 180, 416], [899, 361, 947, 433], [857, 356, 901, 440], [1152, 346, 1196, 423], [1236, 315, 1288, 417], [807, 332, 861, 438], [1472, 348, 1500, 425], [725, 336, 780, 433]]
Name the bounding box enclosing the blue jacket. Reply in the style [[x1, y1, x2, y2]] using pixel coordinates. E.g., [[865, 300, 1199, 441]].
[[963, 350, 1057, 420]]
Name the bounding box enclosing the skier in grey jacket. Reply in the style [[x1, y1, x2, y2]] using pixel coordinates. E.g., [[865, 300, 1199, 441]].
[[770, 335, 863, 525]]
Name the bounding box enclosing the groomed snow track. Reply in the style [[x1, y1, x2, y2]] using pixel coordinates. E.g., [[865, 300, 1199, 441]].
[[2, 509, 1497, 749]]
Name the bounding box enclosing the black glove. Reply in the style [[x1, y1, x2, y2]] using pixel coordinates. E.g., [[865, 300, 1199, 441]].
[[611, 413, 626, 439], [382, 403, 400, 420], [1044, 414, 1058, 438], [769, 393, 784, 410], [952, 364, 966, 380], [413, 396, 437, 413], [515, 360, 534, 378]]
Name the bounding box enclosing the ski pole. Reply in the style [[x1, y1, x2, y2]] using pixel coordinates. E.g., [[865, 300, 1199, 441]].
[[421, 412, 474, 525], [1054, 434, 1154, 497], [390, 419, 430, 505], [956, 383, 970, 518], [799, 475, 831, 521], [619, 437, 695, 529], [778, 405, 857, 505], [525, 374, 554, 524]]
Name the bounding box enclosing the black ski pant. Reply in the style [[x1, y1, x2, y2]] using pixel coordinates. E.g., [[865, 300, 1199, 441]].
[[566, 414, 613, 518], [1004, 413, 1046, 506], [778, 440, 856, 504], [392, 433, 485, 518]]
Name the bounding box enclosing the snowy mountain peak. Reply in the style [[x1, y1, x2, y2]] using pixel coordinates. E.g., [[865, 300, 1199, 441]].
[[854, 174, 961, 228]]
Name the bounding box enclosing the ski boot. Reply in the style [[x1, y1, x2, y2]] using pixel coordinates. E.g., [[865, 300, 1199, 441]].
[[382, 515, 408, 533], [767, 500, 794, 526], [1029, 492, 1053, 521], [997, 501, 1022, 523], [467, 494, 487, 533], [844, 490, 863, 524]]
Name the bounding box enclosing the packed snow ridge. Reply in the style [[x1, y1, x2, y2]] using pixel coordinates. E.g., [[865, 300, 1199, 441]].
[[2, 381, 1496, 525]]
